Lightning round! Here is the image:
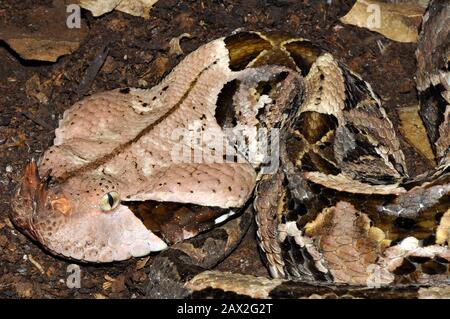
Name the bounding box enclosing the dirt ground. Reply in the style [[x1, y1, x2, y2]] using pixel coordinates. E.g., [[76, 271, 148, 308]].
[[0, 0, 421, 298]]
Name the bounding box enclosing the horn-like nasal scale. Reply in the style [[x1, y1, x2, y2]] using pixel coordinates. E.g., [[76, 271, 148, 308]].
[[22, 159, 41, 195], [9, 159, 43, 239]]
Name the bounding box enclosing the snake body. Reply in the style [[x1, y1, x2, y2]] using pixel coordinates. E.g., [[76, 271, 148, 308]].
[[146, 2, 450, 298], [10, 1, 450, 298]]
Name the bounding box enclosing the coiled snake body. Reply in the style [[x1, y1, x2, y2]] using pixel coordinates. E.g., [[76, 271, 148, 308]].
[[10, 1, 450, 298]]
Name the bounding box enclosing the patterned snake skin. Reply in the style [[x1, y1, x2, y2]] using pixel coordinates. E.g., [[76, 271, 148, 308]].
[[10, 0, 450, 299]]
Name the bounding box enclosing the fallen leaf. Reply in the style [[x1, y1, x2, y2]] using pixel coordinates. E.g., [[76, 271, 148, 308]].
[[79, 0, 158, 18], [168, 33, 193, 56], [340, 0, 425, 43], [398, 105, 436, 162], [25, 74, 50, 105], [136, 256, 150, 270], [102, 281, 113, 290], [140, 56, 170, 80], [0, 1, 87, 61]]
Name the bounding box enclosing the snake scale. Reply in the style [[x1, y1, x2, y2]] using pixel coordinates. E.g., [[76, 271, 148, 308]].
[[10, 0, 450, 298]]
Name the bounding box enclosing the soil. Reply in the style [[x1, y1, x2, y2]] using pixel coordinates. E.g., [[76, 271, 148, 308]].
[[0, 0, 423, 298]]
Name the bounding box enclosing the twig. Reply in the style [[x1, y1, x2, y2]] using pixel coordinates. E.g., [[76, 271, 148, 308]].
[[78, 44, 110, 96]]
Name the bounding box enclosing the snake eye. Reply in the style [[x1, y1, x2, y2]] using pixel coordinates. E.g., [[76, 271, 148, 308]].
[[99, 191, 120, 211]]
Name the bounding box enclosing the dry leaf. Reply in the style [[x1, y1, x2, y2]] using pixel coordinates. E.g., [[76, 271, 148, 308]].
[[398, 105, 435, 162], [25, 74, 50, 105], [102, 281, 113, 290], [136, 256, 150, 270], [79, 0, 158, 18], [168, 33, 193, 56], [340, 0, 425, 43], [0, 2, 87, 61]]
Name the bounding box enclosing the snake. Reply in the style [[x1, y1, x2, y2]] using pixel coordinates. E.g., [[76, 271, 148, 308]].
[[10, 1, 450, 298]]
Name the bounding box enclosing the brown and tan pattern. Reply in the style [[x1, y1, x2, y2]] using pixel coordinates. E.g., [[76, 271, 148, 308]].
[[9, 0, 450, 299]]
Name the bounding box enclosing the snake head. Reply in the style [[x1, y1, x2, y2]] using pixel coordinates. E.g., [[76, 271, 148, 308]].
[[10, 160, 167, 262]]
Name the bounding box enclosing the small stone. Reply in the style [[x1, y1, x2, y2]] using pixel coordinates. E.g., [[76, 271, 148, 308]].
[[400, 237, 419, 251], [5, 165, 13, 173]]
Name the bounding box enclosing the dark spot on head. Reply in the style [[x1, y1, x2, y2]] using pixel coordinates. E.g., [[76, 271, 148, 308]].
[[120, 87, 130, 94]]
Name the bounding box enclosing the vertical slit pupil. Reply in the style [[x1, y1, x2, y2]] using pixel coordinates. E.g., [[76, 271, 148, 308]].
[[107, 193, 114, 207]]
